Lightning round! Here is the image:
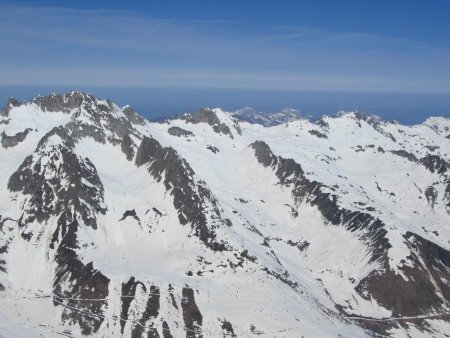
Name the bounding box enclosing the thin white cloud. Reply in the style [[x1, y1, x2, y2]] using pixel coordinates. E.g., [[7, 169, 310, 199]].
[[0, 4, 449, 94]]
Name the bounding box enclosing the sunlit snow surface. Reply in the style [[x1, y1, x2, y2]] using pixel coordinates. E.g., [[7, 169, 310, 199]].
[[0, 96, 449, 337]]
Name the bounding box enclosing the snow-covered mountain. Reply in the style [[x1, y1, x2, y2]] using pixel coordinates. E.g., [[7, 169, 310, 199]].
[[0, 91, 449, 337], [231, 107, 304, 126]]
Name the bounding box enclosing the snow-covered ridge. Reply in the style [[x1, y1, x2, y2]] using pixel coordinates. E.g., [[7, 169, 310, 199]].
[[0, 91, 450, 337]]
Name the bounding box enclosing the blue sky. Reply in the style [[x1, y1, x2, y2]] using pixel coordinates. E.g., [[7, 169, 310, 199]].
[[1, 0, 450, 122]]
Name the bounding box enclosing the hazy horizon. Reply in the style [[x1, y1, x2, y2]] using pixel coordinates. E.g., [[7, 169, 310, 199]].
[[1, 85, 449, 125]]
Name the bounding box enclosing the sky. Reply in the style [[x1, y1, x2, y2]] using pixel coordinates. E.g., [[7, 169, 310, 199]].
[[1, 0, 450, 123]]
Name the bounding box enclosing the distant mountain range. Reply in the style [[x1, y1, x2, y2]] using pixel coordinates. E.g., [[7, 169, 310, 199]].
[[231, 107, 304, 126], [0, 91, 449, 337]]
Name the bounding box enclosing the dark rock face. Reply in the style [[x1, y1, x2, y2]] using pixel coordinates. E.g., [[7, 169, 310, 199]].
[[250, 140, 389, 262], [123, 105, 147, 126], [162, 321, 174, 338], [52, 210, 109, 335], [30, 91, 139, 145], [119, 209, 141, 223], [390, 149, 418, 162], [206, 145, 219, 154], [168, 126, 194, 137], [1, 128, 33, 148], [135, 136, 228, 251], [8, 127, 106, 232], [287, 239, 310, 252], [2, 91, 142, 148], [250, 141, 279, 168], [181, 287, 203, 338], [446, 179, 450, 208], [131, 285, 161, 338], [7, 126, 110, 334], [184, 108, 233, 138], [212, 124, 233, 137], [121, 134, 135, 161], [32, 92, 86, 113], [0, 97, 21, 116], [220, 319, 236, 337], [357, 232, 450, 317], [308, 129, 328, 139], [121, 277, 146, 334], [0, 216, 15, 290], [168, 284, 179, 310], [425, 186, 437, 208], [315, 117, 330, 129], [419, 154, 449, 174], [67, 102, 136, 144], [186, 108, 221, 125]]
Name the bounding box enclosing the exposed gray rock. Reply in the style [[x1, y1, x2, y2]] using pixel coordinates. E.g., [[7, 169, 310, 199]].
[[168, 126, 194, 137], [0, 97, 21, 117], [357, 232, 450, 317], [5, 124, 112, 334], [262, 267, 298, 289], [119, 209, 141, 223], [446, 179, 450, 209], [425, 186, 437, 208], [316, 117, 330, 129], [67, 101, 136, 144], [123, 105, 146, 125], [212, 123, 232, 137], [1, 128, 32, 148], [389, 149, 418, 162], [419, 154, 449, 174], [308, 129, 328, 139], [284, 204, 299, 217], [287, 239, 310, 252], [425, 145, 439, 152], [152, 207, 163, 217], [31, 91, 88, 113], [135, 136, 228, 251], [52, 210, 110, 335], [184, 108, 234, 138], [250, 141, 278, 168], [120, 277, 146, 334], [206, 145, 219, 154], [220, 319, 236, 337], [250, 324, 264, 335], [8, 126, 106, 233], [186, 108, 221, 125], [168, 284, 179, 311], [181, 287, 202, 338], [121, 134, 135, 161], [131, 285, 161, 337], [162, 321, 173, 338], [29, 91, 140, 145]]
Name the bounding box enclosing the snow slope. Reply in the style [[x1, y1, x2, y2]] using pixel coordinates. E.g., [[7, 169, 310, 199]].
[[0, 91, 449, 337]]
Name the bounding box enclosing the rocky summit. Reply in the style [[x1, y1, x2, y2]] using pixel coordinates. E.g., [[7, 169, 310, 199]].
[[0, 91, 449, 337]]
